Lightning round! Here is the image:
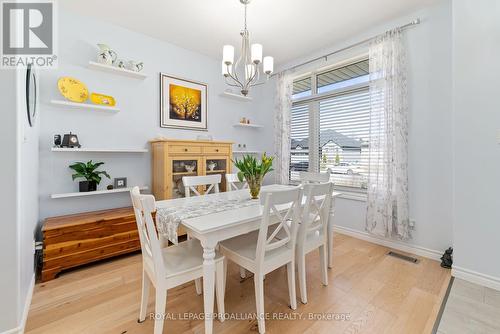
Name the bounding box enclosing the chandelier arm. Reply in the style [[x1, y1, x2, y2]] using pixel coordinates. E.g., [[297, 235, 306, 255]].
[[225, 64, 244, 88], [224, 76, 243, 88]]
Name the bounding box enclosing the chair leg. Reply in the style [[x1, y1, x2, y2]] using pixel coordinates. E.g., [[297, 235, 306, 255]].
[[195, 278, 202, 295], [297, 251, 307, 304], [328, 223, 334, 269], [287, 261, 298, 310], [239, 266, 246, 279], [319, 245, 328, 286], [254, 273, 266, 334], [215, 260, 226, 322], [138, 270, 150, 323], [154, 287, 167, 334]]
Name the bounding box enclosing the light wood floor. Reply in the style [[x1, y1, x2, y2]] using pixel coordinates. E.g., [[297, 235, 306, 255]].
[[26, 233, 450, 334]]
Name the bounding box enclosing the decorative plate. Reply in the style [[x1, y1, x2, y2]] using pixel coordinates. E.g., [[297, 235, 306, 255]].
[[90, 93, 116, 106], [57, 77, 89, 103]]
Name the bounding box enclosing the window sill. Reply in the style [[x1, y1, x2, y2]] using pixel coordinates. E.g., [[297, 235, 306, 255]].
[[337, 192, 367, 202]]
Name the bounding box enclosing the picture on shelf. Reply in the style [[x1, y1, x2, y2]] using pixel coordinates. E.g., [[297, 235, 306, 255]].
[[160, 73, 208, 130], [114, 177, 127, 189]]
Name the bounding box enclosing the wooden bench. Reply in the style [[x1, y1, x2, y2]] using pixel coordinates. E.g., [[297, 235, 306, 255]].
[[42, 207, 141, 282]]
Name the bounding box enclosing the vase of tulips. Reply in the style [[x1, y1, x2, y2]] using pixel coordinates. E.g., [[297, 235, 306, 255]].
[[233, 153, 274, 199]]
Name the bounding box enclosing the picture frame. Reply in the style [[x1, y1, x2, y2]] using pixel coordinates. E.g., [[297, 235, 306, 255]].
[[160, 73, 208, 131], [113, 177, 127, 189]]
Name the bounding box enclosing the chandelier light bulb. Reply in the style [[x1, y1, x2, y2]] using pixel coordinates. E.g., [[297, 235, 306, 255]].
[[251, 44, 263, 64], [263, 56, 274, 75], [223, 45, 235, 65]]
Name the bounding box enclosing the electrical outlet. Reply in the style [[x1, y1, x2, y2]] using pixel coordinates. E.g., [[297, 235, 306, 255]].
[[409, 219, 416, 230]]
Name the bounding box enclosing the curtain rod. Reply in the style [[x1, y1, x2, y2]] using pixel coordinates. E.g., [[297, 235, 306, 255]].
[[272, 18, 420, 77]]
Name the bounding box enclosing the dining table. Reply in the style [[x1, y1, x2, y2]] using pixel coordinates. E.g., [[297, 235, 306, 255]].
[[155, 184, 342, 334]]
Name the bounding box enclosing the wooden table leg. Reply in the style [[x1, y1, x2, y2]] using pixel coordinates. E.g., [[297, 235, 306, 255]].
[[202, 240, 216, 334]]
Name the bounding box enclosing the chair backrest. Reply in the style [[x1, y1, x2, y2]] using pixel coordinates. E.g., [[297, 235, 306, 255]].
[[299, 170, 331, 184], [255, 187, 303, 264], [225, 173, 248, 191], [182, 174, 221, 197], [297, 182, 334, 246], [130, 187, 165, 279]]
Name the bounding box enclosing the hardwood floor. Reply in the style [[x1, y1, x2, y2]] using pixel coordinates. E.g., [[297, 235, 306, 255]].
[[26, 233, 450, 334]]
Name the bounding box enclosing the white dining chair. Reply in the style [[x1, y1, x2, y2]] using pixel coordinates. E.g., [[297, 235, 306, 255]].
[[299, 170, 336, 269], [225, 173, 248, 191], [219, 187, 303, 334], [295, 182, 334, 304], [182, 174, 221, 197], [130, 187, 226, 334]]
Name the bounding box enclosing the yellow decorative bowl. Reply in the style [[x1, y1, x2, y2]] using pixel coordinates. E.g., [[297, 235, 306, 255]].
[[57, 77, 89, 103], [90, 93, 116, 106]]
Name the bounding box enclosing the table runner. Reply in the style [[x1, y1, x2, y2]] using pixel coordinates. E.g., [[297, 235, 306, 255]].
[[156, 197, 259, 244]]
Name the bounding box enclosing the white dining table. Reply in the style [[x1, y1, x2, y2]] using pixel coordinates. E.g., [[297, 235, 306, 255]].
[[155, 184, 341, 334]]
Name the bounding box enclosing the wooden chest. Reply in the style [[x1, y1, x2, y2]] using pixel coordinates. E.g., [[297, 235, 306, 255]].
[[42, 207, 141, 282]]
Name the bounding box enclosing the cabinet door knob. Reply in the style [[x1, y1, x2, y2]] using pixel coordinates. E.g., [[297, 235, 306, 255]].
[[184, 148, 188, 152], [215, 149, 219, 152]]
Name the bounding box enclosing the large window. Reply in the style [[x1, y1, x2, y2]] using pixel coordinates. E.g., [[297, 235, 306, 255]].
[[290, 58, 370, 189]]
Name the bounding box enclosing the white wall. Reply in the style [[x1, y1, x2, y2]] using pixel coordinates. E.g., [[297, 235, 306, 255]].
[[272, 0, 453, 255], [39, 9, 274, 219], [0, 70, 21, 333], [452, 0, 500, 287]]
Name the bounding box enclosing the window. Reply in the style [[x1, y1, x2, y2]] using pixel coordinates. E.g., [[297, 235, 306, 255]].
[[290, 58, 370, 190]]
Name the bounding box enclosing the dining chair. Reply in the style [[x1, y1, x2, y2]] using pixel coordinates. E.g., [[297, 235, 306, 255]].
[[225, 173, 248, 191], [299, 170, 336, 269], [130, 187, 226, 334], [182, 174, 221, 197], [219, 187, 303, 334], [295, 182, 334, 304]]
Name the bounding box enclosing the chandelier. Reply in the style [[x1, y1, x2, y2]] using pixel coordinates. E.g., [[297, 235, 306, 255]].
[[222, 0, 273, 96]]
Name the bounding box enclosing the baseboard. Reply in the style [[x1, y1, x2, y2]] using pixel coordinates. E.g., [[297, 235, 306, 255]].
[[452, 266, 500, 292], [1, 273, 35, 334], [333, 225, 443, 261]]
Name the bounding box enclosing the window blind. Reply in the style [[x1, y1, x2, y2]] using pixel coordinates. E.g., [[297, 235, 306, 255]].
[[319, 88, 370, 189], [289, 103, 309, 182]]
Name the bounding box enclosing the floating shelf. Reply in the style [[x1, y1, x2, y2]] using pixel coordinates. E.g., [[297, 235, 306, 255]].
[[219, 91, 252, 102], [233, 150, 260, 154], [50, 99, 120, 112], [51, 186, 148, 199], [172, 171, 198, 176], [206, 169, 226, 173], [51, 147, 148, 153], [87, 61, 148, 79], [233, 123, 263, 129]]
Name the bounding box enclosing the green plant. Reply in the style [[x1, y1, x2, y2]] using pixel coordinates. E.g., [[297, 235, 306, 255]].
[[335, 152, 341, 165], [232, 153, 274, 199], [69, 160, 110, 184]]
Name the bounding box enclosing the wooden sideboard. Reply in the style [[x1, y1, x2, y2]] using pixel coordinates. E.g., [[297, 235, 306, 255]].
[[42, 207, 141, 282], [150, 139, 233, 200]]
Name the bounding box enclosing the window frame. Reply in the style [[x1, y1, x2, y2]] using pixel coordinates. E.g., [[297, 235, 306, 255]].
[[290, 55, 370, 192]]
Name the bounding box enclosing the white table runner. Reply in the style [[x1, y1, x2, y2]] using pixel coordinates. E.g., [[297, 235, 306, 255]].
[[156, 197, 260, 244]]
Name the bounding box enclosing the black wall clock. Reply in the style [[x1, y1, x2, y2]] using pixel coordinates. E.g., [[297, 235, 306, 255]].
[[26, 63, 37, 127]]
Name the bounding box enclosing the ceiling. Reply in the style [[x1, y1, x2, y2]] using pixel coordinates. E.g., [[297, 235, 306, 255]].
[[61, 0, 437, 66]]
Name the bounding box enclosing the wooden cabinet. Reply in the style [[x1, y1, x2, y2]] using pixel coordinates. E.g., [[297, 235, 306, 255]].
[[150, 139, 233, 201], [42, 207, 142, 282]]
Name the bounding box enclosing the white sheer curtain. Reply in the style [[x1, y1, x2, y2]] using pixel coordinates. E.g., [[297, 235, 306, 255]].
[[365, 29, 410, 239], [274, 71, 293, 184]]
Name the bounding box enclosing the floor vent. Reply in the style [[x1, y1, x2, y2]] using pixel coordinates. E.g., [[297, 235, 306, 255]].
[[387, 251, 419, 263]]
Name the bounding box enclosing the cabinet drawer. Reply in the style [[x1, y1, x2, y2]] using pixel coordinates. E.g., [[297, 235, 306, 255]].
[[169, 145, 202, 154], [202, 146, 229, 154]]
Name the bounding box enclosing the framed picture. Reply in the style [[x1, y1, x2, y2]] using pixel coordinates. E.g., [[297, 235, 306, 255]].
[[160, 73, 208, 131], [113, 177, 127, 189]]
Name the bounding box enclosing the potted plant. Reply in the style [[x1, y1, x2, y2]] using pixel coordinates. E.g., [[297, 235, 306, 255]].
[[69, 160, 111, 192], [233, 153, 274, 199]]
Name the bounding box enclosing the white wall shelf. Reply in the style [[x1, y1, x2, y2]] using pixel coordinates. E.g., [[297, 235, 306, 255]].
[[219, 91, 252, 102], [51, 147, 148, 153], [50, 99, 120, 112], [87, 61, 148, 79], [233, 150, 260, 154], [233, 123, 263, 129], [51, 186, 148, 199]]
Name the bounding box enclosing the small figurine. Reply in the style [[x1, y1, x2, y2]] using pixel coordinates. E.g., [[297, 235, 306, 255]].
[[440, 247, 453, 269]]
